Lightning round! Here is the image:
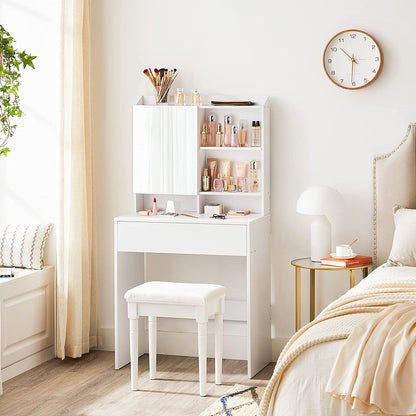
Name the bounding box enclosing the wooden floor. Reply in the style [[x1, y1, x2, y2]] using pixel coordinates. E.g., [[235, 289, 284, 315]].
[[0, 351, 275, 416]]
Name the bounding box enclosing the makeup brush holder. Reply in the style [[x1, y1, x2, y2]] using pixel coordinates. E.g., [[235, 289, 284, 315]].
[[155, 86, 168, 104]]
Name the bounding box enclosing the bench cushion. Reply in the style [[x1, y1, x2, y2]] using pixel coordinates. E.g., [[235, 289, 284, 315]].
[[124, 281, 226, 306]]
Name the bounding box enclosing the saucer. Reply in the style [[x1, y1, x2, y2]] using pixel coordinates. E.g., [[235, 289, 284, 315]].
[[330, 253, 357, 260]]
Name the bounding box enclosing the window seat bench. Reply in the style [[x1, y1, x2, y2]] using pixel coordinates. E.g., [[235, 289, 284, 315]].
[[0, 265, 55, 393]]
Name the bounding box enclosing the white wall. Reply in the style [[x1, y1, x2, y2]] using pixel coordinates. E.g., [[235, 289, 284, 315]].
[[91, 0, 416, 356], [0, 1, 60, 265]]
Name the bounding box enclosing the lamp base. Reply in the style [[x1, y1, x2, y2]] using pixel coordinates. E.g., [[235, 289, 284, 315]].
[[310, 215, 331, 262]]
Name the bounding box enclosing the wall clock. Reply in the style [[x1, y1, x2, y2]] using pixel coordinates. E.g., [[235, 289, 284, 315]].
[[323, 29, 383, 90]]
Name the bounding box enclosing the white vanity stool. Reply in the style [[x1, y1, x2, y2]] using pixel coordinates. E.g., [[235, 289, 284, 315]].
[[124, 281, 226, 396]]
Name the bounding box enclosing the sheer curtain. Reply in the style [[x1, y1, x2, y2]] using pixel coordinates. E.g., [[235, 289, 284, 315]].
[[57, 0, 100, 359]]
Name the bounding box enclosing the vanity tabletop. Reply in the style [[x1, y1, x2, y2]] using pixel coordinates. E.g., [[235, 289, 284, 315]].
[[115, 212, 266, 225]]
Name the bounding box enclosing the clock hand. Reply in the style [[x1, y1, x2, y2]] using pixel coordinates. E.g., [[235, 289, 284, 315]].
[[351, 55, 354, 83], [340, 48, 353, 60]]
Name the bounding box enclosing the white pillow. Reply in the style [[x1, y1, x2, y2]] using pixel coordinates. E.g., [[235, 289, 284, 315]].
[[388, 206, 416, 267], [0, 224, 53, 269]]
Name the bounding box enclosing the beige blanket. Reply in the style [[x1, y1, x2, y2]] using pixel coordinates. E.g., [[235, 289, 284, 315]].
[[326, 302, 416, 415], [259, 267, 416, 416]]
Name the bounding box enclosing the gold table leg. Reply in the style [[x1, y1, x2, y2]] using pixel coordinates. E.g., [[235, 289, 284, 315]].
[[363, 267, 368, 278], [349, 269, 356, 288], [310, 269, 315, 322], [296, 266, 301, 331]]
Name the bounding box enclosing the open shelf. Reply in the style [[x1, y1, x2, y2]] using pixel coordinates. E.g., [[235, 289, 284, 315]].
[[200, 146, 262, 151], [199, 191, 261, 197]]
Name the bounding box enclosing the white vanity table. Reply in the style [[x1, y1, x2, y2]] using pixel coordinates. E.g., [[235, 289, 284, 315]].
[[114, 96, 271, 377]]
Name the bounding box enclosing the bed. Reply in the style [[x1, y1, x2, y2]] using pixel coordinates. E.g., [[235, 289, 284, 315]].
[[260, 123, 416, 416]]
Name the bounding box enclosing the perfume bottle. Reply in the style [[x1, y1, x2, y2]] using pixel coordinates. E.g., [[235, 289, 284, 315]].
[[237, 177, 244, 192], [200, 123, 208, 147], [251, 121, 257, 146], [249, 160, 259, 192], [256, 121, 261, 146], [175, 88, 185, 105], [238, 120, 247, 147], [201, 168, 210, 191], [243, 177, 250, 192], [227, 176, 236, 192], [207, 114, 217, 147], [224, 115, 232, 147], [231, 125, 239, 147], [216, 123, 223, 147], [213, 176, 225, 192], [251, 121, 261, 146], [192, 88, 201, 105]]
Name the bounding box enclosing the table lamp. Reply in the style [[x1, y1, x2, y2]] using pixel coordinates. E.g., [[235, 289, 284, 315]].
[[296, 186, 343, 262]]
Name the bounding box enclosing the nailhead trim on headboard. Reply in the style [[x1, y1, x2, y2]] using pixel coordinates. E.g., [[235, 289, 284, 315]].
[[372, 123, 416, 266]]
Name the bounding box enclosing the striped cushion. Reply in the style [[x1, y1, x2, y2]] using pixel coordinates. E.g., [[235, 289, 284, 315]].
[[0, 224, 53, 269]]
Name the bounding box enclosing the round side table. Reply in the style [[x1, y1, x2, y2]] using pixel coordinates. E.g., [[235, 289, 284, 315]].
[[291, 257, 371, 331]]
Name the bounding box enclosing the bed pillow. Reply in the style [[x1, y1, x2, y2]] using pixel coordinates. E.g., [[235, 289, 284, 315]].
[[0, 224, 53, 270], [387, 206, 416, 266]]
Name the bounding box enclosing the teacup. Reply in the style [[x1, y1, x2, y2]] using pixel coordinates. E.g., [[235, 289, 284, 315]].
[[336, 244, 353, 257]]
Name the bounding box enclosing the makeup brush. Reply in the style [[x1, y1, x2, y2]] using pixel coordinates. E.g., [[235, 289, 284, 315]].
[[148, 68, 157, 84], [143, 68, 154, 85], [143, 67, 178, 103], [149, 68, 156, 83], [160, 71, 178, 103], [154, 68, 160, 86]]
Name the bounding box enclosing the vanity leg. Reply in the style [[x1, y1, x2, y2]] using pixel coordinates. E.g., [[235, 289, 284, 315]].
[[350, 269, 356, 288], [310, 269, 315, 321], [296, 267, 301, 331], [363, 267, 368, 278], [129, 318, 139, 390]]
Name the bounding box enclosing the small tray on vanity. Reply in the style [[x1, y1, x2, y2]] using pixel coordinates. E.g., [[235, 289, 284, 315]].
[[210, 100, 255, 106]]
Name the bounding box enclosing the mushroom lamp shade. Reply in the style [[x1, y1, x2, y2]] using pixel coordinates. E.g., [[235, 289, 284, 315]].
[[296, 186, 343, 262]]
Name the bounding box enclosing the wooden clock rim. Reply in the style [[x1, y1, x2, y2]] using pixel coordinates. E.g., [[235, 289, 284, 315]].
[[323, 29, 383, 90]]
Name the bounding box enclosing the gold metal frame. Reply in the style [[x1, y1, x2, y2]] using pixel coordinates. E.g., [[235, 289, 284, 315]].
[[292, 258, 371, 330]]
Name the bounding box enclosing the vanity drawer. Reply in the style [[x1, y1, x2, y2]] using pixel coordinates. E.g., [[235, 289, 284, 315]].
[[117, 222, 246, 256]]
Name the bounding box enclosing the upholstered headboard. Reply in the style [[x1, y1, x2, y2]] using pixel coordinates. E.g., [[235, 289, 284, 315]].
[[373, 123, 416, 266]]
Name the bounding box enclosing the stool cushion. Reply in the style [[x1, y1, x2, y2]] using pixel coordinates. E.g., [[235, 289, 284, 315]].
[[124, 281, 226, 306]]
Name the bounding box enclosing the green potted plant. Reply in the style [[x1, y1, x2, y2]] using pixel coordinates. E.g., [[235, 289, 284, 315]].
[[0, 25, 36, 156]]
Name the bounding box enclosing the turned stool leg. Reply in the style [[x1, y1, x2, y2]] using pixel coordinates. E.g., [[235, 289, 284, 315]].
[[129, 318, 139, 390], [148, 316, 157, 380], [214, 312, 223, 385], [198, 321, 207, 396]]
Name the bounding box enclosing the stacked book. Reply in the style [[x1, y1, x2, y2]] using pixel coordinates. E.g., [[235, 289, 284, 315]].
[[321, 255, 372, 267]]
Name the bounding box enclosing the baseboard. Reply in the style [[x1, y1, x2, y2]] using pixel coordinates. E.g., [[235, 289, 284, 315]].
[[272, 337, 289, 361], [2, 346, 55, 382], [98, 327, 115, 351]]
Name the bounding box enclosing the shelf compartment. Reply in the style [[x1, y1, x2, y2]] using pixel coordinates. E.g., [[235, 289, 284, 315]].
[[199, 191, 261, 197], [199, 147, 262, 151]]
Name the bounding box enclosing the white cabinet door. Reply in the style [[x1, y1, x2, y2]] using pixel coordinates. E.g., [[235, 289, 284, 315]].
[[133, 105, 197, 195]]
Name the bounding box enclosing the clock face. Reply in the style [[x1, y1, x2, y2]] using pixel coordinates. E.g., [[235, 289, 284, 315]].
[[323, 29, 382, 90]]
